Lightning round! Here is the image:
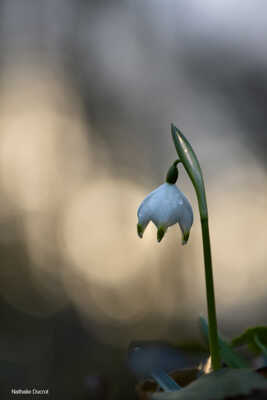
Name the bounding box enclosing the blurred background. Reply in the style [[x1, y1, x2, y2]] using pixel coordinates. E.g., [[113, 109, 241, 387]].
[[0, 0, 266, 398]]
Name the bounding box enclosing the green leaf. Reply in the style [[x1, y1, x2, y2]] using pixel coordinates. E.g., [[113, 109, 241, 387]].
[[171, 124, 207, 218], [151, 368, 267, 400], [200, 317, 249, 368], [254, 334, 267, 358], [231, 326, 267, 354]]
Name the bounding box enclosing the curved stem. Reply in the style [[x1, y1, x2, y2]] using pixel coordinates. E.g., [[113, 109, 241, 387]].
[[171, 125, 221, 370]]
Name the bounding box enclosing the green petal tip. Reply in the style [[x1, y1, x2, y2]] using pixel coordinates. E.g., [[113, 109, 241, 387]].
[[137, 224, 143, 238], [182, 231, 190, 245], [157, 226, 166, 242]]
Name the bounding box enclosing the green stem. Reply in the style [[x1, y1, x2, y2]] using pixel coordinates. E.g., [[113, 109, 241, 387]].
[[201, 216, 221, 370]]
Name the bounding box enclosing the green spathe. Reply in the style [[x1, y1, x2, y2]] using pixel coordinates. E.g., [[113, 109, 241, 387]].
[[171, 124, 207, 218]]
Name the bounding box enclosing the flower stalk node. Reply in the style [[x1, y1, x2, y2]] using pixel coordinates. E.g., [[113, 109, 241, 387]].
[[165, 159, 181, 184]]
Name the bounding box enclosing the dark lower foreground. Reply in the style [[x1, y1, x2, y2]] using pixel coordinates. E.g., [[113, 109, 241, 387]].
[[0, 299, 138, 400]]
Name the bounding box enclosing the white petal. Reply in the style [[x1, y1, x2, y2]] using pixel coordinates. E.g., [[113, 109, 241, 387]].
[[178, 200, 193, 244], [137, 183, 193, 241], [178, 201, 193, 233], [137, 197, 152, 235], [148, 183, 185, 228]]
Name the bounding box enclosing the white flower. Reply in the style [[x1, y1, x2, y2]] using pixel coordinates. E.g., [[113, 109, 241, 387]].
[[137, 183, 193, 244]]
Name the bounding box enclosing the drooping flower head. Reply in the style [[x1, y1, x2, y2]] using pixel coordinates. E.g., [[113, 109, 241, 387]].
[[137, 161, 193, 244]]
